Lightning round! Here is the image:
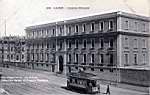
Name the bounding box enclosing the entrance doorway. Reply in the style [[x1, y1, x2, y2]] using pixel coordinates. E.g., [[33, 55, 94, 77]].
[[58, 56, 64, 73]]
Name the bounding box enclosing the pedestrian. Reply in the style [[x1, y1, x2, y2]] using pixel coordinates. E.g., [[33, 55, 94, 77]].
[[106, 85, 110, 95]]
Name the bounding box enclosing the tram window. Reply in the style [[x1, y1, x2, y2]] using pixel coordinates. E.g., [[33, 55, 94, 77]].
[[92, 81, 96, 87], [75, 79, 77, 83], [100, 69, 103, 72], [83, 67, 86, 70], [110, 69, 113, 72], [70, 79, 72, 83]]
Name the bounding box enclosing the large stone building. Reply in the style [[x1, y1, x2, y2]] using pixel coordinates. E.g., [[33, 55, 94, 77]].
[[0, 36, 26, 67], [25, 11, 150, 87]]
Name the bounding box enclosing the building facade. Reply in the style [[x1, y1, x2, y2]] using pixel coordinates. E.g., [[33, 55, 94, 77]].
[[0, 36, 26, 67], [25, 11, 150, 82]]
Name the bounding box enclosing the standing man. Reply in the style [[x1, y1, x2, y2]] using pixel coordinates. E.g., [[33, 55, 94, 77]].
[[106, 85, 110, 95]]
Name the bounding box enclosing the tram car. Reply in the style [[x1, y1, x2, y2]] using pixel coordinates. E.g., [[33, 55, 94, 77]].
[[67, 71, 100, 93]]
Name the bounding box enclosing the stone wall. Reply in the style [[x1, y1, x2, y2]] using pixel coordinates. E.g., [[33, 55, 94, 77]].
[[120, 68, 150, 87]]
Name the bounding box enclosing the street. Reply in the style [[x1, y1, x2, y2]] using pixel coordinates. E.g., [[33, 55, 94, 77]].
[[0, 67, 148, 95]]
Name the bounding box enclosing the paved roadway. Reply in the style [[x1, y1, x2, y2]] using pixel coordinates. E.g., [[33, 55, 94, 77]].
[[0, 67, 149, 95]]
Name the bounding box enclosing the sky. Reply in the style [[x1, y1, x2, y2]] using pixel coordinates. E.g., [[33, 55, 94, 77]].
[[0, 0, 150, 37]]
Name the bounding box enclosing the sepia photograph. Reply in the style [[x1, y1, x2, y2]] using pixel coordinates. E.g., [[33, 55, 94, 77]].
[[0, 0, 150, 95]]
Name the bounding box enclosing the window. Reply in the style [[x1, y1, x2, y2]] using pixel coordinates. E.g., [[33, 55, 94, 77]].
[[47, 44, 49, 48], [45, 53, 49, 62], [16, 55, 19, 60], [142, 39, 146, 49], [125, 37, 129, 48], [142, 54, 146, 64], [91, 54, 95, 63], [100, 39, 104, 48], [7, 55, 9, 59], [11, 47, 13, 51], [59, 41, 63, 49], [133, 39, 138, 49], [109, 39, 113, 48], [22, 55, 24, 59], [99, 21, 104, 31], [75, 25, 79, 33], [68, 26, 71, 34], [99, 54, 104, 64], [91, 39, 95, 48], [52, 29, 55, 36], [91, 22, 95, 31], [110, 54, 113, 66], [46, 29, 49, 35], [11, 54, 13, 60], [68, 54, 71, 62], [75, 54, 78, 63], [68, 40, 71, 48], [75, 40, 79, 48], [142, 23, 146, 32], [59, 27, 62, 35], [134, 22, 138, 31], [124, 54, 129, 66], [41, 30, 44, 36], [125, 21, 129, 30], [83, 40, 87, 48], [109, 20, 113, 30], [82, 24, 86, 32], [52, 43, 55, 49], [41, 44, 44, 49], [83, 54, 86, 63], [134, 54, 138, 65]]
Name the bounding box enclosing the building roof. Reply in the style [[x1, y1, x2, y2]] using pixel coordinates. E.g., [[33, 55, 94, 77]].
[[25, 11, 150, 31]]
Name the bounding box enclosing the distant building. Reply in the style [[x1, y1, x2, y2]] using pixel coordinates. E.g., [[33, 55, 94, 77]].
[[25, 11, 150, 87], [0, 36, 26, 67]]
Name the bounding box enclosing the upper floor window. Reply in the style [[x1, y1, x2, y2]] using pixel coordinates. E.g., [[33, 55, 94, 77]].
[[75, 54, 78, 63], [134, 22, 138, 31], [75, 40, 79, 48], [99, 54, 104, 64], [68, 40, 71, 48], [91, 22, 95, 31], [59, 41, 63, 49], [125, 21, 129, 30], [83, 54, 86, 63], [133, 54, 138, 65], [142, 53, 146, 64], [91, 54, 95, 63], [91, 39, 95, 48], [75, 25, 79, 33], [99, 21, 104, 31], [142, 39, 146, 49], [124, 54, 129, 65], [83, 40, 87, 48], [46, 29, 49, 35], [142, 23, 146, 32], [52, 29, 55, 36], [52, 43, 55, 49], [82, 24, 86, 32], [59, 27, 62, 35], [125, 37, 129, 48], [68, 54, 71, 62], [100, 39, 104, 48], [41, 30, 44, 36], [68, 26, 71, 34], [109, 39, 113, 48], [47, 43, 49, 48], [41, 43, 44, 49], [133, 39, 138, 49], [109, 20, 113, 30]]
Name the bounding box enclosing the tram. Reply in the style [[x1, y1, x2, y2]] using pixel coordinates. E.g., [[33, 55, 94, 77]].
[[67, 71, 100, 93]]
